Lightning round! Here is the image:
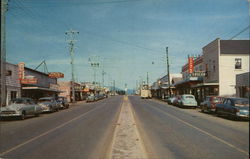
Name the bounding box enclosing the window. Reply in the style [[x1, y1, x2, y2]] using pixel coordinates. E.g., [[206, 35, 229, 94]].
[[11, 91, 17, 100], [6, 70, 12, 76], [235, 58, 242, 69]]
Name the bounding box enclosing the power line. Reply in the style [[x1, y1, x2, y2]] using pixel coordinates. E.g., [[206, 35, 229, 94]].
[[229, 25, 250, 40]]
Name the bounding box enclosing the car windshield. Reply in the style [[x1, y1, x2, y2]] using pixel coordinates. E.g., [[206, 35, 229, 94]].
[[184, 96, 194, 99], [234, 99, 249, 107]]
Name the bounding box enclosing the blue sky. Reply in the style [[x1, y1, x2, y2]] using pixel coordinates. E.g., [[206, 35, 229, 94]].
[[6, 0, 249, 89]]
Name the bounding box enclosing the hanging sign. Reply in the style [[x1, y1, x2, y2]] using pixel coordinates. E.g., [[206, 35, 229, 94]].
[[18, 62, 25, 80], [188, 57, 194, 73], [48, 72, 64, 78]]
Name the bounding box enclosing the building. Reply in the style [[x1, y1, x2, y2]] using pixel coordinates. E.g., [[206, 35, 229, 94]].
[[58, 81, 84, 102], [5, 63, 21, 105], [174, 38, 249, 103], [151, 73, 182, 98], [20, 63, 61, 100], [236, 72, 249, 98], [203, 39, 249, 97]]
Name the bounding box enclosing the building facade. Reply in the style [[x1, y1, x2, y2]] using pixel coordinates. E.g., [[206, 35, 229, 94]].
[[236, 72, 249, 98], [5, 63, 21, 105], [203, 39, 249, 97], [58, 81, 84, 102], [172, 39, 249, 104]]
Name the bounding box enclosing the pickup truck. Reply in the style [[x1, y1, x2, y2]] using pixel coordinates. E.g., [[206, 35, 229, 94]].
[[215, 97, 249, 120]]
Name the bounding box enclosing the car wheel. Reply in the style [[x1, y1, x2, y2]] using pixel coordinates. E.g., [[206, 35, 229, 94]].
[[215, 109, 221, 116], [20, 111, 26, 120]]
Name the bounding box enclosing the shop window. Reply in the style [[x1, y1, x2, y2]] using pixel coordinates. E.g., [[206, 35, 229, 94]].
[[11, 91, 17, 100], [6, 70, 12, 76], [235, 58, 242, 69]]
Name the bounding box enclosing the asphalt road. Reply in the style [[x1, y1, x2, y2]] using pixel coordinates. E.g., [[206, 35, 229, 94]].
[[0, 95, 249, 159], [0, 96, 122, 159], [129, 96, 249, 159]]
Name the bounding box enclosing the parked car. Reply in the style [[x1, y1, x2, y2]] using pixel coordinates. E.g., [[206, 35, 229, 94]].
[[86, 94, 95, 102], [201, 96, 224, 113], [215, 98, 249, 120], [57, 96, 69, 109], [38, 97, 60, 112], [177, 94, 198, 108], [162, 95, 170, 102], [0, 98, 43, 120], [173, 95, 181, 106], [168, 96, 176, 105]]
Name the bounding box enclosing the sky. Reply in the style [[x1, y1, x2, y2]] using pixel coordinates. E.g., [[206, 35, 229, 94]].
[[6, 0, 250, 90]]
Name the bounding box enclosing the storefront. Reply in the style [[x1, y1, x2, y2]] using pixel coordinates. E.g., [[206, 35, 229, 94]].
[[18, 62, 62, 100], [236, 72, 250, 98]]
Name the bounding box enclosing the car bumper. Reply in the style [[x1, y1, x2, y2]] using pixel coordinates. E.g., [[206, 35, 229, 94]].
[[0, 112, 21, 117], [183, 103, 197, 107], [41, 107, 52, 112], [236, 112, 249, 119]]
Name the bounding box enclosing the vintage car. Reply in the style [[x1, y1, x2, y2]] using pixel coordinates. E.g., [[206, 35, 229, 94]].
[[86, 94, 95, 103], [0, 98, 43, 120], [57, 96, 69, 109], [38, 97, 60, 112], [216, 97, 249, 120], [201, 96, 224, 113], [177, 94, 198, 108]]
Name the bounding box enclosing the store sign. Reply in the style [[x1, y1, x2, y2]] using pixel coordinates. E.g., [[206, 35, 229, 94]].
[[20, 78, 38, 84], [18, 62, 25, 80], [190, 71, 206, 77], [188, 57, 194, 73], [48, 72, 64, 78]]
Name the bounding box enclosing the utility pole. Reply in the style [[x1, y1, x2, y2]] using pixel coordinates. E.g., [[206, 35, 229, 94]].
[[166, 47, 171, 96], [88, 55, 100, 91], [113, 80, 115, 94], [65, 29, 79, 103], [1, 0, 8, 108], [102, 70, 106, 87], [146, 72, 149, 86]]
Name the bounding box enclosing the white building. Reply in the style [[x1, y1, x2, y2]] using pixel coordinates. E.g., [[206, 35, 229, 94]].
[[203, 38, 249, 97], [5, 63, 21, 105]]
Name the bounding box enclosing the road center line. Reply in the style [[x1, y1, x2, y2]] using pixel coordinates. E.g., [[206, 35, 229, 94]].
[[151, 105, 249, 157], [0, 104, 106, 157]]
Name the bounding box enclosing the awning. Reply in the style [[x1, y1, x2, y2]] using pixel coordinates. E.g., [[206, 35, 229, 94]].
[[22, 87, 62, 93], [191, 83, 219, 88], [174, 77, 203, 88]]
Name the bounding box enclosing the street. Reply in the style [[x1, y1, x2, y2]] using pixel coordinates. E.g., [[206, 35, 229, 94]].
[[0, 95, 249, 159]]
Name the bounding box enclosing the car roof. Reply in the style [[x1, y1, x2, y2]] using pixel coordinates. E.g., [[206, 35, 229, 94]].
[[226, 97, 249, 100]]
